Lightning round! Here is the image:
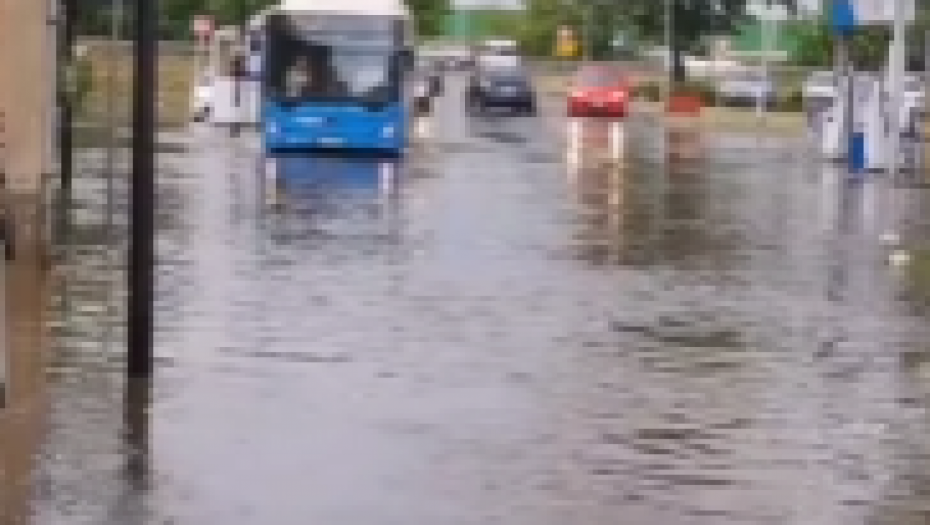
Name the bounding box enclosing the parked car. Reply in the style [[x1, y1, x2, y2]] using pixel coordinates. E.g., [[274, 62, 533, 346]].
[[718, 72, 777, 108], [442, 46, 474, 70], [802, 70, 836, 107], [466, 66, 537, 115], [566, 64, 631, 118], [475, 53, 522, 70], [904, 74, 925, 117]]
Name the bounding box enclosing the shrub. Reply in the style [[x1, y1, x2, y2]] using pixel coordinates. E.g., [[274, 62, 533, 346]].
[[777, 86, 804, 113], [670, 80, 717, 107], [633, 81, 663, 102]]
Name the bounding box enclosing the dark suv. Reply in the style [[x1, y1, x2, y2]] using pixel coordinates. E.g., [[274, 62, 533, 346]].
[[466, 66, 536, 115]]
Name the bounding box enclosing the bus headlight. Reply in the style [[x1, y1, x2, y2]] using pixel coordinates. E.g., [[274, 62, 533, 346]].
[[382, 125, 395, 138], [267, 123, 279, 135]]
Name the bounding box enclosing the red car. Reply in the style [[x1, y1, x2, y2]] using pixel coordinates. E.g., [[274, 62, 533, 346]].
[[567, 66, 630, 119]]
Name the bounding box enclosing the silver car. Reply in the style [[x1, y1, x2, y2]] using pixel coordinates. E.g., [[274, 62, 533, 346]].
[[718, 72, 777, 108], [904, 75, 926, 117], [802, 71, 836, 103]]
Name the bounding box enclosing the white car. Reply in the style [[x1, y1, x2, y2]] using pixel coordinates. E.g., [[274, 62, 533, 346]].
[[476, 53, 521, 70], [191, 72, 215, 122], [904, 74, 925, 116], [802, 71, 836, 105], [718, 72, 777, 108]]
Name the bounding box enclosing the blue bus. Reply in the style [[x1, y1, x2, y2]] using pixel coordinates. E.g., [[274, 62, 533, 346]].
[[260, 1, 414, 156]]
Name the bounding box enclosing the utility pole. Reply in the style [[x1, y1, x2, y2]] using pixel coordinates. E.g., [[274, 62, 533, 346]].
[[665, 0, 673, 94], [758, 0, 774, 120], [232, 0, 247, 136], [128, 0, 157, 379], [832, 0, 856, 178], [58, 0, 76, 199], [887, 0, 905, 185], [583, 1, 592, 61]]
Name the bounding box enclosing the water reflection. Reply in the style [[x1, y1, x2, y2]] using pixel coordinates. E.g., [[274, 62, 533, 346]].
[[30, 72, 930, 525], [567, 119, 751, 269], [263, 154, 403, 246]]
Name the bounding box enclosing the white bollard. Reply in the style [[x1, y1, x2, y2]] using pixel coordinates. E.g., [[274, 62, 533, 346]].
[[861, 177, 878, 235], [263, 157, 279, 206], [609, 121, 624, 161], [566, 118, 583, 168], [379, 161, 395, 197], [889, 249, 912, 267], [879, 231, 901, 247], [820, 166, 839, 233], [415, 117, 431, 140], [568, 118, 583, 148], [566, 150, 580, 185]]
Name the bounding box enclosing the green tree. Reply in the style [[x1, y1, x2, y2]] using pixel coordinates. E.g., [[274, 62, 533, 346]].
[[519, 0, 582, 57], [792, 18, 834, 67], [407, 0, 451, 38], [522, 0, 798, 80]]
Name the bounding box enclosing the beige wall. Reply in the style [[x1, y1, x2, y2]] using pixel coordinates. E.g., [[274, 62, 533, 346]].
[[0, 196, 50, 525], [0, 0, 54, 195], [0, 0, 54, 521]]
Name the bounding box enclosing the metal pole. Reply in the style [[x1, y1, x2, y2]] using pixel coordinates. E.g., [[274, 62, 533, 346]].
[[665, 0, 673, 94], [842, 37, 854, 177], [233, 2, 246, 136], [758, 0, 771, 120], [103, 0, 124, 350], [128, 0, 157, 379], [924, 29, 930, 179], [582, 1, 590, 62], [888, 0, 905, 184], [59, 0, 75, 197]]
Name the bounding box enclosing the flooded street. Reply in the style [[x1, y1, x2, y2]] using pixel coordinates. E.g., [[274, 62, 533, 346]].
[[29, 74, 930, 525]]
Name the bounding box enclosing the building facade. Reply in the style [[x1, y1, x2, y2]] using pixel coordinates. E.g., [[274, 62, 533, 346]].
[[0, 0, 56, 522]]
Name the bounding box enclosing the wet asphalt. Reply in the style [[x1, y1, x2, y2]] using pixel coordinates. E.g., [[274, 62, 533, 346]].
[[30, 74, 930, 525]]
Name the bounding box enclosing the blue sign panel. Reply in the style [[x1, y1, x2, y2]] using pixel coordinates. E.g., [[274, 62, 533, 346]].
[[831, 0, 857, 36]]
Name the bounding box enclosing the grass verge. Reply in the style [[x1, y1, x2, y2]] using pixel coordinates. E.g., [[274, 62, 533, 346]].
[[80, 42, 196, 130]]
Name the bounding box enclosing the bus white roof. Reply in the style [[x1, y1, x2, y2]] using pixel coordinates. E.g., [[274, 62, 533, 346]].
[[274, 0, 410, 18]]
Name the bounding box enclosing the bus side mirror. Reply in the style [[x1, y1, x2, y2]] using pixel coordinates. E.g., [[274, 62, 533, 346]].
[[400, 49, 415, 72]]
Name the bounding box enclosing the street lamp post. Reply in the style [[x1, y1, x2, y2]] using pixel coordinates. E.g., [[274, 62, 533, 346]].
[[888, 0, 906, 185], [58, 0, 75, 198], [128, 0, 157, 379], [831, 0, 855, 177], [232, 1, 248, 136], [665, 0, 672, 96]]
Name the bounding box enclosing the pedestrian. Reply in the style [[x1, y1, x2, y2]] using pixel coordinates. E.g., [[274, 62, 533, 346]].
[[231, 52, 248, 80]]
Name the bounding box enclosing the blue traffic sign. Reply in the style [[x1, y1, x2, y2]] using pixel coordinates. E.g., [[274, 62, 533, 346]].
[[831, 0, 857, 36]]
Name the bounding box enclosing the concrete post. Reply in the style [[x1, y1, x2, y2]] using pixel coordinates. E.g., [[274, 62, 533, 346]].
[[0, 0, 54, 196], [0, 1, 56, 521]]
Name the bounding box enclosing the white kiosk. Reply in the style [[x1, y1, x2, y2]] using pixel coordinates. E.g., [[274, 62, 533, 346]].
[[194, 23, 263, 128], [816, 0, 916, 173]]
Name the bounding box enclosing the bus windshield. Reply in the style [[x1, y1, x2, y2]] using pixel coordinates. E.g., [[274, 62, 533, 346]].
[[264, 13, 404, 107]]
